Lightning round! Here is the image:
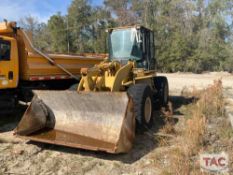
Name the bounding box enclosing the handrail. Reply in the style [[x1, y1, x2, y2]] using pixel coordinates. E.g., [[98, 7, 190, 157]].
[[19, 29, 80, 81]]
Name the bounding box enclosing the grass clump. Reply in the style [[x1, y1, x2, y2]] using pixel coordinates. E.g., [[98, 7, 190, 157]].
[[160, 80, 225, 174]]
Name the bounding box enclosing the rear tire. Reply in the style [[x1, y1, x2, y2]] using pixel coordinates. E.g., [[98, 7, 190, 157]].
[[154, 76, 169, 107], [127, 84, 154, 130]]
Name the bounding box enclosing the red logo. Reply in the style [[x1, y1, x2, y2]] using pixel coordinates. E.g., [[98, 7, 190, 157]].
[[200, 152, 228, 173]]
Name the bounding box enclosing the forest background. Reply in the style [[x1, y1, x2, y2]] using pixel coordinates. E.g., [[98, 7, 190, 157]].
[[19, 0, 233, 73]]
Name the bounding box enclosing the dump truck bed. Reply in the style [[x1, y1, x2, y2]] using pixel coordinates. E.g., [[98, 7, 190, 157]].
[[20, 52, 105, 81], [0, 21, 105, 82]]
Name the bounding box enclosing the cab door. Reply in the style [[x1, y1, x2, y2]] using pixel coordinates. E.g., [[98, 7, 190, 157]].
[[0, 37, 19, 89]]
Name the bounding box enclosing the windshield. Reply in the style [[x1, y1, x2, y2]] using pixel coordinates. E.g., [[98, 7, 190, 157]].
[[0, 40, 11, 61], [109, 28, 142, 60]]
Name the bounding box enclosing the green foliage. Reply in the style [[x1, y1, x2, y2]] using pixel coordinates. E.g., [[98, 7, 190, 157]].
[[34, 23, 51, 52], [19, 0, 233, 73], [48, 13, 67, 53], [67, 0, 92, 53]]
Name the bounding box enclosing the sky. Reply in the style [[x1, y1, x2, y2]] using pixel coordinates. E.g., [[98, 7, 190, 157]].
[[0, 0, 104, 23]]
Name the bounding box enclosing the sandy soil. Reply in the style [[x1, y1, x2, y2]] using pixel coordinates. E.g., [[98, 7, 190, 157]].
[[0, 72, 232, 175], [159, 72, 233, 95]]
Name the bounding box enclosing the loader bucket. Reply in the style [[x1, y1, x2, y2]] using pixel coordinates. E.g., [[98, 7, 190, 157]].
[[14, 91, 135, 153]]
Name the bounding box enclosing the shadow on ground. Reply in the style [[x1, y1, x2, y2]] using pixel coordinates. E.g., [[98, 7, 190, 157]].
[[170, 96, 197, 115], [0, 104, 27, 133]]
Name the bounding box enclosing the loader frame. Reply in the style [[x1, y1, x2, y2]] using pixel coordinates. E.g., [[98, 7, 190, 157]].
[[15, 25, 169, 154]]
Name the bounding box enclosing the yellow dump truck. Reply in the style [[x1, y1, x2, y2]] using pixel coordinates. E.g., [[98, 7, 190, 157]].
[[0, 21, 104, 110], [15, 25, 169, 153]]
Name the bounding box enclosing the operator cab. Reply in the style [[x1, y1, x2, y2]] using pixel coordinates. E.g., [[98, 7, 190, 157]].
[[107, 26, 155, 70]]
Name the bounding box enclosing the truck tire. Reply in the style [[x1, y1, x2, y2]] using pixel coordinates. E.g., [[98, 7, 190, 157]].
[[127, 84, 154, 130], [154, 76, 169, 107], [0, 91, 18, 114]]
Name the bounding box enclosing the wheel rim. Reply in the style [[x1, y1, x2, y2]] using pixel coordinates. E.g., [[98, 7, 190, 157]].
[[144, 97, 152, 123]]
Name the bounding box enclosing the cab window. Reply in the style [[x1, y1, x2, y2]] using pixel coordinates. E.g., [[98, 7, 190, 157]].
[[0, 40, 11, 61]]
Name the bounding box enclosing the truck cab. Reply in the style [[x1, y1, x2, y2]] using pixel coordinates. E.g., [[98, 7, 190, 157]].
[[0, 35, 19, 90]]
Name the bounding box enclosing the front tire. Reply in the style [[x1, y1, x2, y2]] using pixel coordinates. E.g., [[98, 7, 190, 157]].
[[154, 76, 169, 107], [127, 84, 154, 130]]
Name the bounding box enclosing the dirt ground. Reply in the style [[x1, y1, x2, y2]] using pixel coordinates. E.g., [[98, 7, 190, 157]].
[[0, 72, 232, 175]]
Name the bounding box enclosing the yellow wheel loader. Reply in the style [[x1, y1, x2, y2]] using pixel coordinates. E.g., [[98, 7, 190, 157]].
[[14, 26, 169, 153]]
